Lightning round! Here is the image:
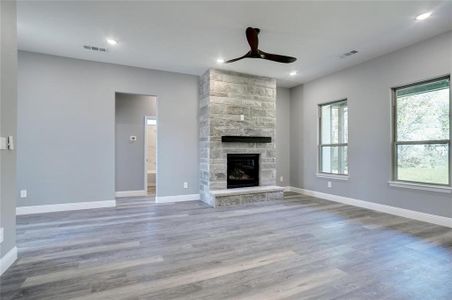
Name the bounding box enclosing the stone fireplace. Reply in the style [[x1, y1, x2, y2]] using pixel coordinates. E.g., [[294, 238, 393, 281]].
[[199, 69, 284, 207]]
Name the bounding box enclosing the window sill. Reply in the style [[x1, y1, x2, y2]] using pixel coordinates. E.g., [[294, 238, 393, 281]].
[[388, 181, 452, 194], [316, 173, 349, 180]]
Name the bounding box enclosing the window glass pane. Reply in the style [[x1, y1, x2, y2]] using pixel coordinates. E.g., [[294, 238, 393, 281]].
[[396, 80, 449, 141], [321, 146, 348, 175], [331, 106, 339, 143], [397, 144, 449, 185], [321, 105, 331, 144], [321, 101, 347, 144]]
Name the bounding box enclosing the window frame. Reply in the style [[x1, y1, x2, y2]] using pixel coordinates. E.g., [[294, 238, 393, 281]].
[[318, 99, 348, 176], [391, 75, 451, 187]]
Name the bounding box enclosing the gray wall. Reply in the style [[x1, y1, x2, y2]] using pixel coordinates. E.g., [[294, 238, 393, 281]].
[[115, 93, 156, 192], [290, 31, 452, 218], [276, 87, 291, 187], [290, 85, 303, 188], [17, 51, 199, 206], [0, 0, 17, 257]]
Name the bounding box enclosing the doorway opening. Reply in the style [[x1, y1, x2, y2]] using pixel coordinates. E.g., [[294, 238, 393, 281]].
[[145, 117, 157, 195], [115, 93, 157, 199]]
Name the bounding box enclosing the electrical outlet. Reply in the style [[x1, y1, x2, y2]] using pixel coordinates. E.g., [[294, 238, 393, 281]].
[[20, 189, 27, 198], [0, 136, 15, 150], [184, 182, 188, 189], [240, 114, 245, 121], [327, 181, 332, 188], [0, 227, 4, 244], [280, 176, 284, 183]]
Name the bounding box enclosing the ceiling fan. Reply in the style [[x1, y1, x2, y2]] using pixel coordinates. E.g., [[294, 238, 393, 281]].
[[225, 27, 297, 64]]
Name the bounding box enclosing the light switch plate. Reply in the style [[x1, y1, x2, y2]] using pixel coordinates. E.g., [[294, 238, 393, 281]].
[[0, 227, 4, 244], [20, 190, 27, 198]]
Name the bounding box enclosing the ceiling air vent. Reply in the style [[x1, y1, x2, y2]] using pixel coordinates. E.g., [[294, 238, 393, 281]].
[[340, 50, 358, 59], [83, 45, 108, 52]]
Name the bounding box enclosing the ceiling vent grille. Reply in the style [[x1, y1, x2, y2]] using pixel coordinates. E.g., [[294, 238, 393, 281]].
[[340, 50, 358, 59], [83, 45, 108, 52]]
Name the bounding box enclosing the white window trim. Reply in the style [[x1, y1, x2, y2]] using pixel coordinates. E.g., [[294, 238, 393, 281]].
[[391, 76, 451, 187], [388, 181, 452, 193], [316, 173, 350, 180]]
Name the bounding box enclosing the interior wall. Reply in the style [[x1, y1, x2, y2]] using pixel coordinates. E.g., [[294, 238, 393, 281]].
[[115, 93, 156, 192], [17, 51, 199, 205], [0, 0, 17, 260], [276, 87, 291, 187], [290, 31, 452, 218]]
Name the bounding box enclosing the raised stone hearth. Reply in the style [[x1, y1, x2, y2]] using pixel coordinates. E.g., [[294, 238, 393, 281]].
[[210, 186, 285, 207], [199, 69, 283, 207]]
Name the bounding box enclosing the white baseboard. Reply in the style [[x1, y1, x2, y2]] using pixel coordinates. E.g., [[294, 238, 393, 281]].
[[16, 200, 116, 215], [0, 246, 17, 276], [287, 186, 452, 228], [155, 193, 200, 203], [115, 190, 147, 198]]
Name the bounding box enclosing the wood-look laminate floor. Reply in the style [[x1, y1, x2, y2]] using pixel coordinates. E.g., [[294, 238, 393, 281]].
[[1, 194, 452, 300]]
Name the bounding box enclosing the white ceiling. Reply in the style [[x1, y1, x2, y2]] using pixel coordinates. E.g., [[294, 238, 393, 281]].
[[17, 1, 452, 87]]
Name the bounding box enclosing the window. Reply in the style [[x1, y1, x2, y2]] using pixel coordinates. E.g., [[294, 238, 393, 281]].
[[319, 100, 348, 175], [393, 77, 450, 186]]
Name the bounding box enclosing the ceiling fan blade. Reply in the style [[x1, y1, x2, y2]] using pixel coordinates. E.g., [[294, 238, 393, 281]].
[[225, 51, 251, 63], [246, 27, 259, 52], [259, 50, 297, 63], [224, 27, 298, 64]]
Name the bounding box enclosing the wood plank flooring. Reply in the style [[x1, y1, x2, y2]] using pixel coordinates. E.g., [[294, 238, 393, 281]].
[[1, 193, 452, 299]]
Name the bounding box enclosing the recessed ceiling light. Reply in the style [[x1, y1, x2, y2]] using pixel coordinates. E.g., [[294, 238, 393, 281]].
[[106, 38, 118, 45], [216, 58, 225, 64], [289, 71, 297, 76], [415, 11, 432, 21]]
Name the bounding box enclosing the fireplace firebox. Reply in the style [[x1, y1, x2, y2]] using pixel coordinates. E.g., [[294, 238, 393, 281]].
[[227, 154, 259, 189]]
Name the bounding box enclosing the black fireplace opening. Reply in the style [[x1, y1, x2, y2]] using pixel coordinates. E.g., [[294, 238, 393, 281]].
[[227, 154, 259, 189]]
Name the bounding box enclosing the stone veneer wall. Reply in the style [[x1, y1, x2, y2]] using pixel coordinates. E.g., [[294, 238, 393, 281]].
[[199, 69, 277, 206]]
